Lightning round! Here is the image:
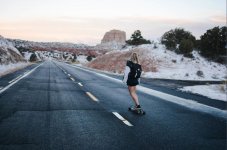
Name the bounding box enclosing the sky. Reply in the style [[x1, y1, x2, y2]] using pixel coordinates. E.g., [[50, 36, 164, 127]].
[[0, 0, 226, 45]]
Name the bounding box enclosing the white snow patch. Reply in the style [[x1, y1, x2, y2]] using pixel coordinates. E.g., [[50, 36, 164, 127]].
[[141, 44, 227, 81], [23, 51, 33, 61], [0, 62, 31, 77], [77, 55, 88, 64], [179, 84, 227, 101]]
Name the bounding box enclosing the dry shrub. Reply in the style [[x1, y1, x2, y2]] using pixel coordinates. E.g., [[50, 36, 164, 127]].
[[87, 50, 129, 73], [140, 57, 158, 72]]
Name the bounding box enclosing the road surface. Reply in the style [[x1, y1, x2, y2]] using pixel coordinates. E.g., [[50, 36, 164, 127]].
[[0, 61, 226, 150]]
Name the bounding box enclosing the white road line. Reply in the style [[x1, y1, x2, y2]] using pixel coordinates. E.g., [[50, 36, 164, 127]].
[[112, 112, 125, 120], [23, 71, 29, 75], [8, 79, 15, 84], [68, 74, 71, 77], [86, 92, 99, 102], [78, 82, 83, 86], [123, 120, 133, 126], [68, 64, 227, 119], [70, 77, 75, 81], [8, 80, 15, 84], [0, 87, 2, 90], [112, 112, 133, 127], [0, 63, 43, 94], [8, 75, 23, 84], [17, 75, 23, 78]]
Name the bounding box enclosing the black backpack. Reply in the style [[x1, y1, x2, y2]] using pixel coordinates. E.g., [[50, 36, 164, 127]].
[[127, 61, 142, 79]]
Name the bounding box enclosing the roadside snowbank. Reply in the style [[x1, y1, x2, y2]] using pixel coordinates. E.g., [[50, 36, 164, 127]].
[[179, 84, 226, 101], [0, 62, 31, 77]]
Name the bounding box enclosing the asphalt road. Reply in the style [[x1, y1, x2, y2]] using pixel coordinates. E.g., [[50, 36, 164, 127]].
[[0, 61, 226, 150]]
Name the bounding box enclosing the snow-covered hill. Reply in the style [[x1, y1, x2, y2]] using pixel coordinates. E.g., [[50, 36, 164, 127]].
[[0, 35, 25, 64], [87, 44, 226, 81], [0, 35, 30, 77]]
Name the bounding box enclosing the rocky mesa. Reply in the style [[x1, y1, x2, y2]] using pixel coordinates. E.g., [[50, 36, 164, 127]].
[[101, 29, 126, 44], [96, 29, 126, 50]]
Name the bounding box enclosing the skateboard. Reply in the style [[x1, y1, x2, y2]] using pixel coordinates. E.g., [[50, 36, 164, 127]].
[[128, 107, 146, 115]]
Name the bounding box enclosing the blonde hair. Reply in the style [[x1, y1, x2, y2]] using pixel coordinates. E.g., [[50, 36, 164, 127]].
[[130, 52, 140, 64]]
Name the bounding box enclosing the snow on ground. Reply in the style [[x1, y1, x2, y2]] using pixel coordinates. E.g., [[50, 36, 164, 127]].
[[0, 35, 21, 55], [0, 62, 31, 77], [35, 51, 42, 61], [77, 55, 88, 64], [179, 84, 227, 101], [23, 51, 33, 61], [88, 44, 226, 81], [139, 44, 226, 81], [0, 35, 25, 64]]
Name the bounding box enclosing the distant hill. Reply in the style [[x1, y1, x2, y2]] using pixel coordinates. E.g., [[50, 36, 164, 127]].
[[7, 39, 102, 56]]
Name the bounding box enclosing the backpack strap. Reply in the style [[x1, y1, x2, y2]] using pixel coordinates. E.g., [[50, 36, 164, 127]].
[[126, 60, 133, 68]]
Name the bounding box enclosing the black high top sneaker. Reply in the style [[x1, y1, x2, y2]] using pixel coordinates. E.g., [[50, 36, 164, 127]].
[[136, 105, 141, 110]]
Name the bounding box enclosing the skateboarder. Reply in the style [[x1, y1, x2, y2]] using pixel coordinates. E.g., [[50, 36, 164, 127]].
[[123, 52, 143, 112]]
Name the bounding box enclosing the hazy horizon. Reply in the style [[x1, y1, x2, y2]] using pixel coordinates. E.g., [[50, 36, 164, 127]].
[[0, 0, 225, 45]]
